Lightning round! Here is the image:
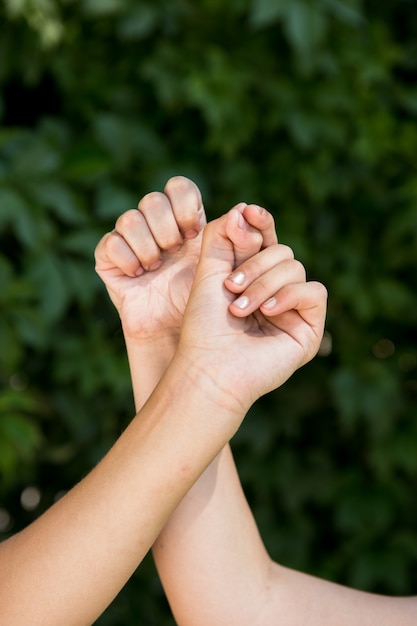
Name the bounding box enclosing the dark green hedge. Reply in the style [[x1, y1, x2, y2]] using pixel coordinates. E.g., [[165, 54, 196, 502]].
[[1, 1, 417, 623]]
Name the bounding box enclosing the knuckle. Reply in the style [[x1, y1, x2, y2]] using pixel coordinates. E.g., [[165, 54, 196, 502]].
[[105, 231, 122, 254], [138, 191, 166, 215], [250, 255, 267, 275], [292, 259, 307, 280], [253, 231, 263, 247], [278, 244, 295, 260], [115, 208, 141, 231], [280, 256, 306, 281], [94, 232, 109, 259], [165, 175, 192, 195], [314, 281, 328, 301]]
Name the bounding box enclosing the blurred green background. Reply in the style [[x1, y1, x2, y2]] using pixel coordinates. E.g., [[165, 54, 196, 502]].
[[1, 0, 417, 623]]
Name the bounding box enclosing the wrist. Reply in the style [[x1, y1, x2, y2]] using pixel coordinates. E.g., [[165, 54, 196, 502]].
[[124, 332, 180, 411], [169, 347, 249, 429], [124, 332, 179, 356], [123, 325, 180, 350]]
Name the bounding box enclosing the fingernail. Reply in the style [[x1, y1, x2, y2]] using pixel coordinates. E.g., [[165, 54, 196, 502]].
[[229, 271, 245, 286], [237, 212, 248, 230], [234, 295, 249, 309], [263, 297, 276, 309], [168, 243, 182, 252], [252, 204, 266, 215], [184, 229, 198, 239], [149, 260, 162, 271]]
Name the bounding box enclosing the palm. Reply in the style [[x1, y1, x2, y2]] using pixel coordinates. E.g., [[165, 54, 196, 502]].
[[104, 234, 202, 340], [236, 311, 316, 401]]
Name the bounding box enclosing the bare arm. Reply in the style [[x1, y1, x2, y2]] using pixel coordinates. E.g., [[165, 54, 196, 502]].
[[155, 449, 417, 626], [0, 344, 238, 626], [0, 179, 276, 626], [104, 179, 416, 626], [112, 180, 280, 624], [154, 239, 417, 626]]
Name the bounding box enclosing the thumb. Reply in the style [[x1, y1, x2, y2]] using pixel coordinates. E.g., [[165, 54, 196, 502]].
[[225, 205, 263, 268], [193, 213, 236, 283], [194, 207, 263, 282]]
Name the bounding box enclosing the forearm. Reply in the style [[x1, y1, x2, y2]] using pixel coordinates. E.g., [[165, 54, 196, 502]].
[[153, 445, 417, 626], [125, 335, 272, 624], [153, 436, 417, 626], [153, 445, 274, 626], [0, 355, 239, 626]]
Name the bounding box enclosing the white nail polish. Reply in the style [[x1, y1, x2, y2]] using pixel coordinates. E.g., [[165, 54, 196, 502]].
[[230, 271, 245, 286], [234, 295, 249, 309], [263, 297, 276, 310]]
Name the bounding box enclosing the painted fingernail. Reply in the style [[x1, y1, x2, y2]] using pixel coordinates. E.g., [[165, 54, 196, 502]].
[[184, 229, 198, 239], [234, 295, 249, 309], [262, 297, 276, 309], [229, 271, 245, 286]]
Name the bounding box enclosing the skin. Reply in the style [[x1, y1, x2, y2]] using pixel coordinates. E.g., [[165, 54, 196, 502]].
[[97, 176, 417, 626], [0, 176, 325, 626]]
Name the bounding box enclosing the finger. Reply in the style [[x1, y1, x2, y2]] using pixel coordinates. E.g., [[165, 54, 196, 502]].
[[228, 258, 307, 317], [193, 213, 236, 282], [259, 281, 328, 362], [224, 243, 295, 294], [95, 230, 144, 278], [225, 207, 264, 268], [164, 176, 206, 238], [241, 204, 278, 248], [260, 281, 328, 328], [138, 191, 183, 252], [115, 209, 162, 271]]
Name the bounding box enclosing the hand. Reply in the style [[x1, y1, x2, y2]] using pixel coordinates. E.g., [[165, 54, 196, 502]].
[[95, 176, 278, 343], [176, 209, 328, 416], [95, 176, 206, 341]]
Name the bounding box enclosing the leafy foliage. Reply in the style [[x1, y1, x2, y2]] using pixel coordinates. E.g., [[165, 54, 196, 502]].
[[1, 0, 417, 622]]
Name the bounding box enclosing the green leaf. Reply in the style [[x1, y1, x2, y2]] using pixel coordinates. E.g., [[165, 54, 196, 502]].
[[82, 0, 128, 17], [284, 0, 327, 59], [95, 182, 138, 220], [117, 5, 158, 40], [27, 253, 69, 322], [11, 138, 61, 178], [0, 413, 42, 459], [64, 143, 111, 183], [27, 181, 87, 226], [249, 0, 288, 28]]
